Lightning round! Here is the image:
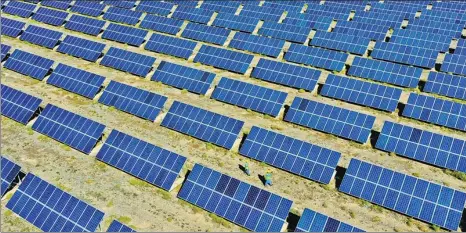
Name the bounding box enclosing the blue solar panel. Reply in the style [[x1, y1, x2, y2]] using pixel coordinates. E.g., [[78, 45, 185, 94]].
[[212, 13, 259, 33], [304, 5, 351, 21], [285, 97, 375, 143], [376, 121, 466, 173], [240, 5, 283, 22], [240, 126, 341, 184], [352, 11, 404, 28], [140, 14, 183, 35], [6, 173, 105, 232], [284, 44, 348, 72], [262, 1, 304, 12], [310, 31, 370, 55], [283, 12, 333, 31], [295, 208, 364, 232], [455, 39, 466, 55], [200, 1, 240, 13], [371, 42, 438, 68], [420, 10, 466, 24], [20, 25, 63, 49], [441, 53, 466, 76], [32, 104, 106, 154], [1, 17, 25, 37], [1, 85, 42, 124], [424, 72, 466, 101], [405, 19, 463, 38], [32, 7, 68, 26], [182, 23, 230, 45], [65, 15, 106, 36], [100, 47, 155, 77], [403, 93, 466, 132], [47, 64, 105, 99], [99, 81, 167, 121], [2, 1, 36, 18], [339, 158, 466, 231], [178, 163, 293, 231], [145, 33, 196, 59], [168, 0, 199, 7], [348, 57, 422, 88], [41, 0, 72, 10], [332, 21, 388, 41], [258, 21, 310, 44], [103, 6, 142, 25], [103, 0, 136, 9], [136, 1, 173, 15], [107, 220, 136, 232], [432, 1, 466, 13], [102, 23, 148, 46], [4, 50, 54, 80], [1, 44, 11, 61], [70, 1, 105, 17], [1, 156, 21, 196], [389, 30, 452, 52], [152, 61, 215, 95], [251, 58, 321, 91], [172, 5, 214, 24], [228, 32, 284, 58], [194, 45, 253, 74], [57, 35, 105, 62], [161, 101, 244, 149]]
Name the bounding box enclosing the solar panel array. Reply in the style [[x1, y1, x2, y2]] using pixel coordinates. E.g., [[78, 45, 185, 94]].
[[172, 6, 214, 24], [102, 23, 148, 47], [70, 1, 105, 17], [389, 30, 452, 52], [32, 7, 68, 26], [441, 53, 466, 76], [3, 1, 36, 18], [200, 1, 240, 13], [1, 44, 11, 61], [140, 14, 183, 35], [65, 15, 105, 36], [283, 12, 332, 31], [285, 44, 348, 72], [161, 101, 244, 149], [228, 32, 284, 58], [145, 33, 196, 59], [339, 158, 466, 231], [194, 45, 253, 74], [100, 47, 156, 77], [107, 220, 136, 232], [455, 39, 466, 55], [41, 0, 71, 10], [212, 13, 259, 33], [20, 25, 63, 49], [424, 72, 466, 101], [332, 21, 388, 41], [96, 129, 186, 191], [258, 21, 310, 44], [310, 31, 370, 55], [103, 6, 142, 25], [57, 35, 105, 62], [103, 0, 136, 9], [1, 17, 26, 37], [240, 126, 341, 184], [1, 156, 21, 196], [136, 1, 174, 16], [352, 11, 403, 28], [295, 208, 364, 232], [239, 5, 283, 22], [371, 42, 438, 68], [406, 20, 463, 38], [182, 23, 230, 45], [4, 49, 54, 80], [178, 163, 293, 232]]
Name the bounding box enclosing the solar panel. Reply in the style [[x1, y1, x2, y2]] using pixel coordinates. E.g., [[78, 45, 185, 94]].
[[405, 19, 463, 38], [99, 81, 167, 121], [103, 6, 142, 25], [285, 97, 375, 143], [389, 30, 452, 52], [4, 50, 54, 80], [41, 0, 72, 10], [455, 39, 466, 55], [103, 0, 136, 9], [262, 1, 304, 12], [107, 220, 136, 232], [441, 53, 466, 76], [181, 23, 230, 46], [1, 17, 25, 37], [212, 13, 259, 33], [1, 156, 21, 196], [332, 21, 388, 41], [1, 85, 42, 124], [283, 12, 333, 31], [251, 58, 321, 91], [161, 101, 244, 149], [145, 33, 196, 59], [240, 126, 341, 184], [6, 173, 105, 232], [376, 121, 466, 173], [140, 14, 183, 35], [32, 104, 106, 154], [424, 72, 466, 101], [402, 93, 466, 132], [65, 14, 106, 36], [102, 23, 148, 47], [348, 57, 422, 88], [310, 31, 370, 55], [135, 1, 174, 16], [20, 25, 63, 49], [168, 0, 199, 7], [284, 44, 348, 72], [177, 163, 293, 231], [32, 7, 69, 26], [172, 5, 214, 24], [258, 21, 310, 44], [70, 1, 105, 17], [1, 44, 11, 61], [100, 47, 155, 77], [2, 1, 36, 18], [339, 158, 466, 231], [57, 35, 106, 62], [420, 10, 466, 24], [371, 42, 438, 69], [47, 64, 105, 99], [295, 208, 364, 232], [200, 1, 240, 13], [304, 5, 351, 21], [194, 45, 254, 74], [240, 5, 283, 22], [352, 12, 403, 28], [432, 1, 466, 13], [228, 32, 284, 58], [152, 61, 215, 95]]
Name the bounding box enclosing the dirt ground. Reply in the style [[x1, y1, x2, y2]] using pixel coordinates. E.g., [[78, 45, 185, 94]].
[[1, 9, 465, 233]]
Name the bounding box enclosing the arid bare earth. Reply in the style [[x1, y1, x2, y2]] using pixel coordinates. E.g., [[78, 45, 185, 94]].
[[1, 12, 465, 233]]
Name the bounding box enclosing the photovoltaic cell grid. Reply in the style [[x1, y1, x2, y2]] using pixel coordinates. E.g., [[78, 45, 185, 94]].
[[284, 44, 348, 72], [212, 77, 287, 117], [3, 50, 54, 80], [322, 74, 402, 112], [1, 85, 41, 124], [103, 0, 136, 9], [32, 7, 69, 26], [200, 1, 240, 14], [285, 97, 375, 143], [3, 1, 36, 18], [182, 23, 230, 46], [102, 23, 148, 47], [240, 126, 341, 184], [240, 5, 283, 22], [403, 93, 466, 132], [212, 13, 260, 33], [420, 10, 466, 25], [310, 31, 370, 55], [65, 15, 106, 36], [441, 53, 466, 76], [348, 57, 422, 88], [145, 33, 196, 59], [167, 0, 199, 7], [389, 30, 452, 52], [258, 21, 310, 44], [432, 1, 466, 13], [47, 64, 105, 99], [229, 32, 284, 58], [352, 12, 404, 28], [332, 21, 388, 41], [20, 25, 63, 49], [295, 208, 364, 232], [96, 130, 186, 191], [1, 17, 26, 37], [6, 173, 105, 232], [262, 1, 304, 12], [107, 220, 136, 232], [1, 44, 11, 61], [194, 45, 253, 74], [32, 104, 106, 154], [70, 1, 105, 17], [339, 158, 466, 231], [1, 156, 21, 196], [172, 6, 214, 24], [283, 12, 333, 31], [57, 35, 105, 62], [424, 72, 466, 101], [178, 163, 293, 232], [305, 5, 351, 21], [405, 20, 463, 38], [151, 61, 215, 95], [140, 14, 183, 35], [371, 42, 438, 69], [103, 6, 142, 25], [136, 1, 174, 16], [251, 59, 321, 91], [99, 81, 167, 121], [100, 47, 156, 77], [376, 121, 466, 173], [456, 39, 466, 55], [41, 0, 72, 10], [161, 101, 244, 149]]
